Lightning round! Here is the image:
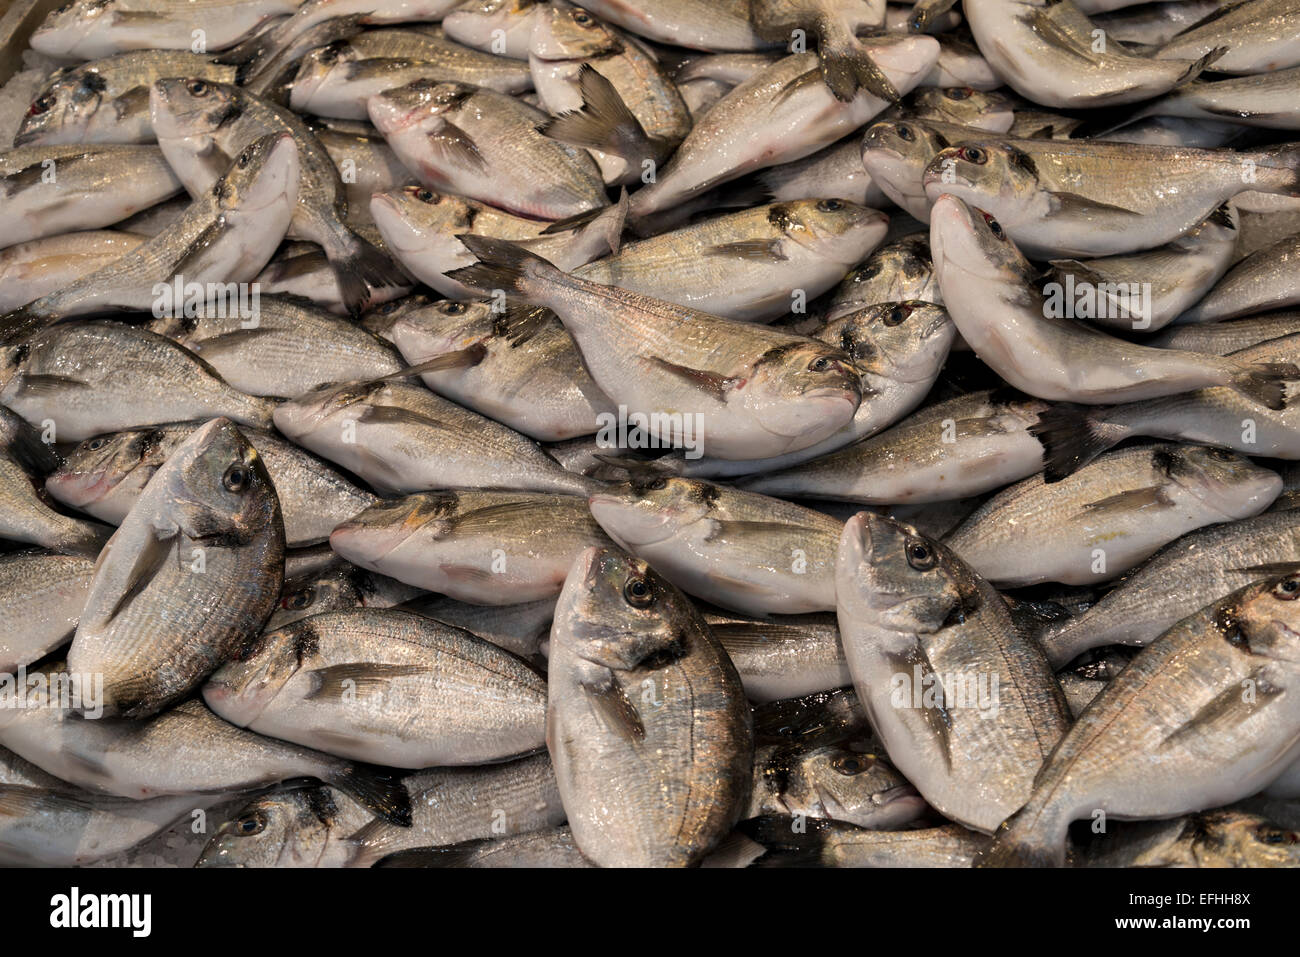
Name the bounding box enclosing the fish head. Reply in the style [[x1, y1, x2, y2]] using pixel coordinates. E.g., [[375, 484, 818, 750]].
[[785, 743, 926, 829], [264, 569, 364, 631], [162, 417, 279, 540], [149, 76, 242, 141], [330, 493, 459, 569], [1160, 445, 1281, 521], [444, 0, 538, 52], [836, 511, 976, 634], [367, 80, 475, 137], [290, 40, 359, 108], [203, 617, 315, 725], [212, 131, 301, 217], [362, 292, 437, 342], [861, 120, 950, 218], [1219, 571, 1300, 666], [922, 142, 1039, 228], [1187, 810, 1300, 868], [45, 426, 173, 517], [0, 338, 37, 403], [389, 298, 497, 362], [531, 2, 622, 61], [837, 235, 935, 306], [588, 477, 717, 548], [552, 546, 691, 673], [822, 300, 954, 385], [195, 788, 341, 868], [928, 192, 1034, 289], [13, 71, 104, 147], [908, 87, 1015, 133], [273, 378, 386, 441], [29, 0, 115, 59], [743, 340, 861, 440], [770, 200, 889, 266], [370, 185, 476, 260]]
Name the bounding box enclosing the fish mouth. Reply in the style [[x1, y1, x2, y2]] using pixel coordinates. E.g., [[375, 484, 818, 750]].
[[329, 522, 407, 568], [369, 193, 427, 255], [45, 466, 117, 506], [588, 495, 677, 547]]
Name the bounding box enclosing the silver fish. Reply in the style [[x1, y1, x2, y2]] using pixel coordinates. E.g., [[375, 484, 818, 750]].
[[1178, 230, 1300, 323], [443, 0, 543, 59], [0, 551, 96, 675], [0, 231, 146, 312], [1155, 0, 1300, 74]]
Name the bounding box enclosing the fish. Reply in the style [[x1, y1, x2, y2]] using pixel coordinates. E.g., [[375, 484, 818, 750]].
[[46, 421, 377, 547], [0, 133, 300, 338], [738, 389, 1047, 504], [861, 118, 994, 221], [835, 512, 1072, 832], [313, 123, 415, 225], [1154, 0, 1300, 74], [273, 376, 601, 497], [1082, 809, 1300, 868], [704, 609, 852, 702], [824, 234, 941, 320], [66, 418, 284, 718], [195, 785, 373, 867], [1038, 508, 1300, 668], [896, 86, 1016, 131], [330, 490, 615, 604], [1149, 310, 1300, 354], [963, 0, 1224, 109], [1177, 231, 1300, 323], [0, 406, 111, 556], [1092, 0, 1232, 47], [443, 0, 543, 60], [745, 816, 990, 867], [15, 52, 239, 146], [150, 78, 407, 317], [0, 231, 147, 312], [925, 139, 1300, 258], [446, 235, 863, 461], [929, 194, 1300, 409], [147, 293, 406, 396], [751, 686, 871, 745], [266, 565, 422, 631], [380, 296, 616, 441], [203, 608, 547, 767], [0, 322, 278, 442], [398, 593, 555, 661], [980, 571, 1300, 867], [366, 79, 609, 220], [0, 686, 411, 826], [547, 546, 753, 866], [0, 551, 96, 675], [942, 444, 1281, 588], [1113, 66, 1300, 133], [0, 144, 182, 249], [755, 138, 888, 208], [373, 826, 593, 868]]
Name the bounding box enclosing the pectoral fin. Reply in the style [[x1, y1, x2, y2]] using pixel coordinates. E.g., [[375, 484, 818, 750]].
[[707, 240, 788, 262], [1048, 191, 1144, 220], [427, 122, 485, 171], [583, 678, 645, 742], [644, 355, 736, 403], [1080, 485, 1174, 514], [305, 663, 428, 700]]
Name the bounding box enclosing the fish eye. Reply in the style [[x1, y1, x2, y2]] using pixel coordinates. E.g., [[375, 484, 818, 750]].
[[9, 343, 29, 365], [440, 301, 467, 315], [623, 575, 654, 608], [237, 149, 253, 169], [980, 212, 1005, 240], [187, 79, 210, 97], [85, 437, 106, 451], [1273, 577, 1300, 600], [816, 198, 844, 212], [234, 810, 267, 836], [572, 10, 593, 25], [958, 146, 987, 164], [646, 477, 667, 491], [320, 42, 345, 64], [223, 463, 251, 492], [896, 124, 915, 142], [905, 539, 936, 570], [854, 262, 880, 281], [1256, 825, 1298, 845], [884, 303, 913, 326], [284, 587, 316, 611], [376, 300, 400, 314], [415, 188, 436, 203], [831, 754, 869, 775], [945, 87, 972, 100], [27, 94, 55, 116], [809, 355, 835, 372]]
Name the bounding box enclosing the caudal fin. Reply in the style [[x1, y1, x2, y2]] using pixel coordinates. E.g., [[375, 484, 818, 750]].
[[817, 21, 901, 104], [444, 234, 565, 302], [1028, 404, 1128, 482], [974, 805, 1066, 868], [1228, 361, 1299, 412], [330, 763, 411, 827], [538, 65, 664, 163], [323, 228, 410, 319]]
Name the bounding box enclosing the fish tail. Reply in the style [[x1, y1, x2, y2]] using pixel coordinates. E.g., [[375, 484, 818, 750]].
[[1028, 404, 1127, 482], [1175, 46, 1227, 87], [816, 19, 901, 104], [330, 763, 412, 827], [1245, 142, 1300, 196], [1227, 361, 1299, 412], [538, 64, 659, 163], [975, 805, 1065, 868], [0, 304, 54, 346], [445, 234, 566, 305], [212, 20, 293, 85], [321, 226, 410, 319]]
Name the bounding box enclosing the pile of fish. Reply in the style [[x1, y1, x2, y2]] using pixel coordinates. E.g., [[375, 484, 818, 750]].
[[2, 0, 1300, 869]]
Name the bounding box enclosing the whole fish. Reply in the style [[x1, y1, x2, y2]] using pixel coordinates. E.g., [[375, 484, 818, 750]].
[[1177, 231, 1300, 323], [963, 0, 1222, 108], [0, 231, 146, 312], [381, 297, 615, 441], [151, 78, 406, 316], [67, 418, 284, 718], [547, 546, 753, 866], [929, 194, 1299, 408], [941, 444, 1281, 587], [0, 321, 277, 442], [289, 38, 533, 120], [0, 688, 411, 825], [447, 236, 863, 461], [204, 609, 547, 767], [627, 40, 940, 218], [1039, 508, 1300, 667], [15, 52, 239, 146], [0, 134, 300, 337], [981, 571, 1300, 867], [0, 406, 111, 555], [590, 477, 843, 615], [367, 80, 608, 220], [1155, 0, 1300, 73], [836, 512, 1071, 832], [0, 144, 182, 250], [330, 490, 614, 604], [738, 389, 1047, 504], [1149, 310, 1300, 354], [925, 139, 1300, 258], [704, 609, 851, 702], [46, 421, 377, 547], [148, 293, 405, 396], [444, 0, 543, 59], [273, 377, 600, 496], [0, 552, 96, 675]]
